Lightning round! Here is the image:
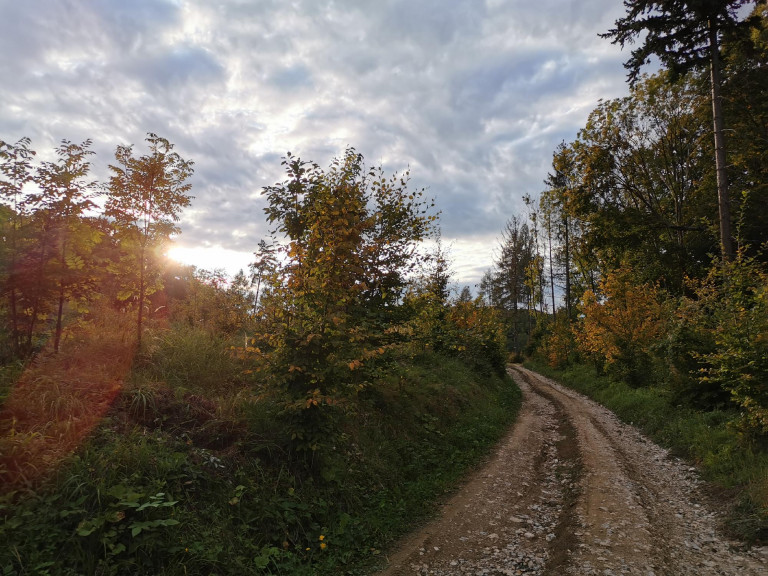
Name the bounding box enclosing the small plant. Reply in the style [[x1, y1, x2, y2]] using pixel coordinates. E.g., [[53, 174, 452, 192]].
[[75, 484, 180, 569]]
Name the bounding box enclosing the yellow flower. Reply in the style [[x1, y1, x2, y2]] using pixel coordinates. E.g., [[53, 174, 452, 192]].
[[320, 542, 327, 550], [319, 535, 325, 541]]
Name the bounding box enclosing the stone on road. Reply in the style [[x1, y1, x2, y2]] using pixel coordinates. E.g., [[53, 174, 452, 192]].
[[376, 365, 768, 576]]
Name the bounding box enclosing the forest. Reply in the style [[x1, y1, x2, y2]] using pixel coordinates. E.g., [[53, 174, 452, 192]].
[[1, 2, 767, 575]]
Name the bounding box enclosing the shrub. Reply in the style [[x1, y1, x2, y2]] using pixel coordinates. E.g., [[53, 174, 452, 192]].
[[697, 256, 768, 437], [575, 268, 667, 386]]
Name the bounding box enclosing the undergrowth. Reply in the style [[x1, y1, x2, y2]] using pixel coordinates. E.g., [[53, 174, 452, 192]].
[[0, 326, 520, 575], [525, 359, 768, 543]]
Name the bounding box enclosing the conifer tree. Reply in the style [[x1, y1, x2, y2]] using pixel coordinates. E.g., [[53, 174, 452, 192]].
[[602, 0, 765, 261]]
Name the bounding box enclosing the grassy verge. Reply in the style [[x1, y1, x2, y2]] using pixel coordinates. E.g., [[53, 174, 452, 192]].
[[0, 326, 520, 575], [524, 359, 768, 543]]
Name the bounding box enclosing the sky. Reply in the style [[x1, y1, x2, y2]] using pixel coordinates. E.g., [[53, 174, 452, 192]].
[[0, 0, 633, 290]]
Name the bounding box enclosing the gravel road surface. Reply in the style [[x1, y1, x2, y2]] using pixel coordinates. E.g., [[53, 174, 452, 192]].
[[376, 365, 768, 575]]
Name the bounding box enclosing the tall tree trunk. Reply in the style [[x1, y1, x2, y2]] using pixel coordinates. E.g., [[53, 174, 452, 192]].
[[137, 242, 146, 349], [8, 288, 20, 357], [8, 210, 22, 356], [563, 213, 571, 321], [709, 20, 733, 262], [548, 224, 556, 321], [54, 236, 67, 354], [54, 280, 65, 353], [25, 230, 50, 356]]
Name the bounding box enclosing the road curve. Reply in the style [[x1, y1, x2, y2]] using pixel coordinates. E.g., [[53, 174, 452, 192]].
[[376, 365, 767, 575]]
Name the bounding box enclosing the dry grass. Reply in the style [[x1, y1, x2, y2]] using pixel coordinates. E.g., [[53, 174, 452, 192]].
[[0, 305, 137, 490]]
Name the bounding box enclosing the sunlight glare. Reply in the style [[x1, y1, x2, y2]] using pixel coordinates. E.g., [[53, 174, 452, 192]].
[[167, 244, 253, 277]]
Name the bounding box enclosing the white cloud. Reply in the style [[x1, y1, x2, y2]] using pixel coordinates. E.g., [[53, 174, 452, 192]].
[[0, 0, 632, 286]]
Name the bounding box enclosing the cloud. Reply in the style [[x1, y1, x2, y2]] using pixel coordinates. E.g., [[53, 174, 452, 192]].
[[0, 0, 633, 283]]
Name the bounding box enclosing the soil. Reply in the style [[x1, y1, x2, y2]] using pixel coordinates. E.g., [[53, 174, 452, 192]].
[[376, 365, 768, 575]]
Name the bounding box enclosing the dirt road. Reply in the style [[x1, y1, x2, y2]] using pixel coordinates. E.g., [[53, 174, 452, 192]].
[[377, 366, 768, 575]]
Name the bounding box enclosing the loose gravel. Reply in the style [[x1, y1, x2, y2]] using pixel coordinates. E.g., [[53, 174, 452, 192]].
[[376, 366, 768, 576]]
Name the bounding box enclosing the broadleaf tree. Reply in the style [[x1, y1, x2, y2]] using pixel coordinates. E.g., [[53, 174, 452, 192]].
[[0, 137, 36, 356], [602, 0, 766, 261], [30, 139, 98, 352], [105, 133, 194, 348], [256, 148, 436, 453]]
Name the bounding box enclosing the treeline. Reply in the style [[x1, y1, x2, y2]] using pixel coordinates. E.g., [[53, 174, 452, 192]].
[[1, 134, 509, 451], [0, 133, 194, 360], [1, 143, 516, 575], [243, 149, 507, 454], [483, 4, 768, 436]]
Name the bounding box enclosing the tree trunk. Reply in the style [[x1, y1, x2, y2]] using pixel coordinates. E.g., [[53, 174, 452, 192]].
[[54, 236, 68, 354], [709, 20, 733, 262], [9, 288, 20, 357], [137, 242, 146, 349], [563, 213, 571, 321], [548, 223, 556, 321], [54, 280, 65, 353]]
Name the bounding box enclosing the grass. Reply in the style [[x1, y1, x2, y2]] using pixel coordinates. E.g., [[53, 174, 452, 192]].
[[525, 358, 768, 543], [0, 323, 521, 576]]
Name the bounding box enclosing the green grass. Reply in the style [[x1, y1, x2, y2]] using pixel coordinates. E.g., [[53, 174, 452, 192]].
[[525, 358, 768, 543], [0, 360, 24, 409], [1, 326, 521, 576]]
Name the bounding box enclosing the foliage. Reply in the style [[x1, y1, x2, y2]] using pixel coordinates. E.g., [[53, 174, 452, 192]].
[[0, 137, 37, 357], [537, 315, 577, 369], [723, 4, 768, 256], [0, 134, 196, 364], [168, 266, 255, 336], [602, 0, 766, 261], [403, 288, 507, 376], [575, 268, 667, 386], [664, 286, 727, 410], [570, 73, 713, 291], [253, 148, 436, 455], [696, 255, 768, 436], [105, 133, 194, 348], [446, 299, 507, 374], [30, 139, 99, 353], [601, 0, 760, 85], [1, 341, 520, 575]]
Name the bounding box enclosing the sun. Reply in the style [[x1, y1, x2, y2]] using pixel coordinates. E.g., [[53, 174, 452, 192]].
[[166, 244, 252, 277]]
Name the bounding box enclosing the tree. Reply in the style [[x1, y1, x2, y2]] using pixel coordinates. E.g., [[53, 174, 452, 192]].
[[249, 239, 276, 313], [478, 268, 502, 307], [571, 73, 712, 290], [424, 231, 453, 304], [602, 0, 766, 262], [457, 285, 473, 303], [544, 143, 579, 319], [0, 137, 36, 356], [494, 216, 536, 313], [722, 4, 768, 256], [30, 140, 98, 352], [576, 268, 667, 386], [256, 148, 436, 452], [105, 134, 194, 348]]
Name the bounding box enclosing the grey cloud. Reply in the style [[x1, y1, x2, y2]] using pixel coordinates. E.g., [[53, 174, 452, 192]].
[[127, 47, 225, 92], [1, 0, 633, 284], [268, 64, 314, 90]]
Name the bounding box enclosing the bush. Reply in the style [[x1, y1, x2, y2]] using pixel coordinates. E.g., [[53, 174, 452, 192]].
[[697, 256, 768, 437], [575, 268, 667, 387]]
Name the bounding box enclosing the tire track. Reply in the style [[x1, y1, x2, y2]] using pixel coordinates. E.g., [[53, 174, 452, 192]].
[[375, 366, 768, 575], [513, 365, 767, 575]]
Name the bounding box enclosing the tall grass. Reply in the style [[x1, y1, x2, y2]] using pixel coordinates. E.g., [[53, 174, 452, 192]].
[[1, 324, 521, 575]]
